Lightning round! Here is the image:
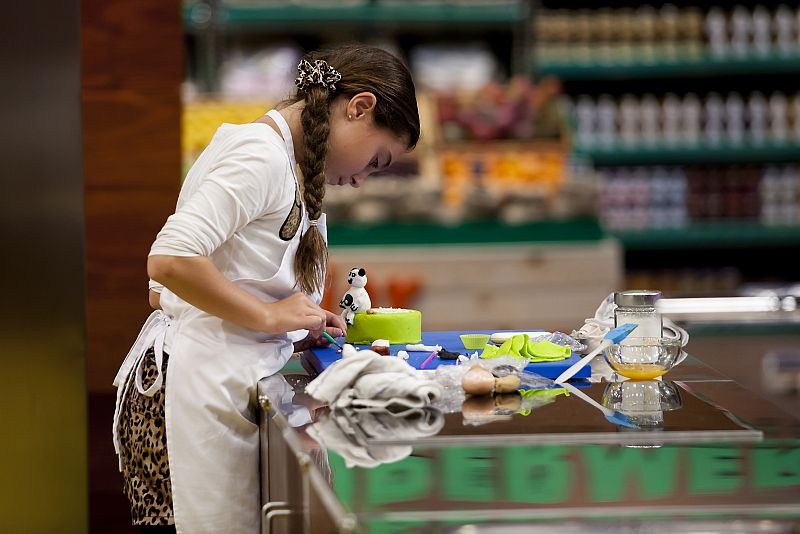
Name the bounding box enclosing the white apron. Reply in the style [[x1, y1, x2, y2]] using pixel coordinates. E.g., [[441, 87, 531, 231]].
[[112, 109, 326, 534]]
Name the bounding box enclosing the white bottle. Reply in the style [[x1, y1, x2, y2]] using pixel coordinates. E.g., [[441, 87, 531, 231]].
[[748, 92, 768, 144], [662, 93, 682, 146], [773, 5, 795, 56], [752, 5, 773, 56], [619, 94, 640, 147], [575, 95, 597, 149], [597, 94, 618, 149], [640, 94, 660, 146], [731, 6, 753, 57], [793, 93, 800, 140], [704, 92, 725, 145], [681, 93, 702, 145], [769, 92, 789, 142], [706, 7, 729, 57], [725, 92, 746, 144]]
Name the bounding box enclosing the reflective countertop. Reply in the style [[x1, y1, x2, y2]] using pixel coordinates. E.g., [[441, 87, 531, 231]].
[[257, 351, 800, 533]]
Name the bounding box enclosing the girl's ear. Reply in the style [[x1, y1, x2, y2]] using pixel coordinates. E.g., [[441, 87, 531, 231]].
[[347, 92, 377, 119]]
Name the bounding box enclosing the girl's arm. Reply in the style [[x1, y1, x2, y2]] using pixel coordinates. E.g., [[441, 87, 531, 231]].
[[148, 254, 326, 334], [149, 289, 162, 310]]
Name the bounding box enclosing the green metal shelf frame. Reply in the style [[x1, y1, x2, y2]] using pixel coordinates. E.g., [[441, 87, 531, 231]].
[[184, 0, 532, 92], [575, 141, 800, 166], [185, 1, 529, 31], [612, 222, 800, 250], [327, 218, 605, 247], [536, 53, 800, 80]]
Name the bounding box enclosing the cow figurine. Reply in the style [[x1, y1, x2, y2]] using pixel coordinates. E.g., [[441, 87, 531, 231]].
[[339, 267, 372, 325]]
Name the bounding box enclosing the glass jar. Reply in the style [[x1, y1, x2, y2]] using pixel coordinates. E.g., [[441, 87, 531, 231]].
[[613, 289, 662, 344]]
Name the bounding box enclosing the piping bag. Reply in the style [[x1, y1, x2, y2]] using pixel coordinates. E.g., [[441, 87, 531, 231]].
[[553, 323, 638, 384]]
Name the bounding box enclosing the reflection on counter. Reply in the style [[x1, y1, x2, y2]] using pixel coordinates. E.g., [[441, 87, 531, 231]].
[[257, 360, 800, 532], [603, 380, 683, 431]]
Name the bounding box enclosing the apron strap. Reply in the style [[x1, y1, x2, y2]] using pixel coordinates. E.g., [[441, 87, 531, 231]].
[[112, 310, 171, 470], [266, 109, 297, 171]]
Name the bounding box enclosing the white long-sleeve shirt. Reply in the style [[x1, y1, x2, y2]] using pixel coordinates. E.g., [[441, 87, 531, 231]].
[[149, 122, 301, 292]]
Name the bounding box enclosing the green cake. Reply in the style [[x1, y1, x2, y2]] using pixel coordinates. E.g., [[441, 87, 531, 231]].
[[344, 308, 422, 345]]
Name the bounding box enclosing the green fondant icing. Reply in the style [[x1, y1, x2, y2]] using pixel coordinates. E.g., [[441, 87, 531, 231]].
[[344, 309, 422, 344]]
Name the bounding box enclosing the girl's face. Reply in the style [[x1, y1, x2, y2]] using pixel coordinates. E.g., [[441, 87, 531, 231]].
[[325, 94, 409, 188]]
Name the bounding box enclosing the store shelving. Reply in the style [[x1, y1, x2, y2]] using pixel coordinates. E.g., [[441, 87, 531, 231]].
[[612, 222, 800, 251], [577, 141, 800, 167], [533, 2, 800, 294], [327, 217, 605, 247], [184, 0, 533, 92], [538, 53, 800, 81], [185, 1, 529, 30]]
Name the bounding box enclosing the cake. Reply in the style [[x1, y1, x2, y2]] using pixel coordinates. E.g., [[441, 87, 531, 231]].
[[344, 307, 422, 345]]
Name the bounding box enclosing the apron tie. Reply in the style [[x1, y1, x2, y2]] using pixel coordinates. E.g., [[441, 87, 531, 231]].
[[112, 310, 171, 470]]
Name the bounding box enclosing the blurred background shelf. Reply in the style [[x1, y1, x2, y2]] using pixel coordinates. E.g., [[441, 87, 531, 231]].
[[575, 141, 800, 166], [185, 1, 530, 30], [612, 222, 800, 250], [537, 53, 800, 81], [181, 0, 800, 300], [327, 217, 605, 247]]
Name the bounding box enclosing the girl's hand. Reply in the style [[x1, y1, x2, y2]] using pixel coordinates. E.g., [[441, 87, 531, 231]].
[[293, 309, 348, 352], [323, 308, 347, 338], [263, 293, 326, 335]]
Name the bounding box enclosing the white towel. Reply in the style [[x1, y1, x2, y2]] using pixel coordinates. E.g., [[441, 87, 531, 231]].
[[306, 344, 443, 409], [306, 405, 444, 468]]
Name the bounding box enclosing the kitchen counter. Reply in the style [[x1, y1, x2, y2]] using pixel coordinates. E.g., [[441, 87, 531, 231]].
[[256, 350, 800, 534]]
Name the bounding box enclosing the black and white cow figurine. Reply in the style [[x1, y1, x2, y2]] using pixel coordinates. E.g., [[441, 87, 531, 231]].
[[339, 267, 372, 325]]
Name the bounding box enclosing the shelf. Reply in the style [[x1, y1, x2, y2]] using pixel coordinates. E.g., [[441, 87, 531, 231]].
[[575, 141, 800, 166], [185, 1, 529, 31], [688, 321, 800, 337], [536, 54, 800, 81], [612, 222, 800, 250], [327, 218, 605, 247]]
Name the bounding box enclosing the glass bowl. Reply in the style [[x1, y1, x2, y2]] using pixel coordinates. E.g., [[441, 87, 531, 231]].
[[602, 380, 683, 413], [603, 337, 683, 380]]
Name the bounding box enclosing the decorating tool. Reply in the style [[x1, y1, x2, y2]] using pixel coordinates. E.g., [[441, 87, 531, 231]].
[[561, 382, 639, 429], [322, 332, 343, 351], [553, 323, 638, 384], [420, 350, 438, 369]]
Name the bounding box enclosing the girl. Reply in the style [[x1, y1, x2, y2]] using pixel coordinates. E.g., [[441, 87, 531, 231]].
[[112, 44, 420, 533]]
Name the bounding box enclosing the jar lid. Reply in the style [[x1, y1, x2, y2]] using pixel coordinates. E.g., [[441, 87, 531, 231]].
[[614, 289, 662, 307]]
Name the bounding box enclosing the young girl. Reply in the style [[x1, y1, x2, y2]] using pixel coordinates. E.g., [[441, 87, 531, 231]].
[[112, 44, 420, 533]]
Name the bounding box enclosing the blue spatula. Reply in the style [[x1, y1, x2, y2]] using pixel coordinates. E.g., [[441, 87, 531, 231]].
[[553, 323, 639, 384], [561, 382, 640, 429]]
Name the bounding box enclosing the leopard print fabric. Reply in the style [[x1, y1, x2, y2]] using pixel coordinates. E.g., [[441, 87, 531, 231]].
[[118, 347, 174, 526]]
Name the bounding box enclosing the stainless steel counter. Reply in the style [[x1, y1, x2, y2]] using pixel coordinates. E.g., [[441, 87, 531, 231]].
[[257, 351, 800, 534]]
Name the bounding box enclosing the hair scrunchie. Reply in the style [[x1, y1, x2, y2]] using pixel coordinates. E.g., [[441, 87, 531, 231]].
[[295, 59, 342, 93]]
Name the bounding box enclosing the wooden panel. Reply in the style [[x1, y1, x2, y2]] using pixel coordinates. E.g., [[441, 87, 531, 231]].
[[82, 89, 181, 189], [82, 0, 182, 395], [84, 189, 175, 294], [81, 0, 183, 91]]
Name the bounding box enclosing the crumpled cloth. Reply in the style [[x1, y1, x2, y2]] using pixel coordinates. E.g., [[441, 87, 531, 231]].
[[306, 405, 444, 468], [304, 344, 445, 467], [306, 344, 443, 412]]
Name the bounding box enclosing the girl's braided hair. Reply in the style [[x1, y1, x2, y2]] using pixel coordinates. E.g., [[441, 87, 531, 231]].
[[288, 44, 420, 295]]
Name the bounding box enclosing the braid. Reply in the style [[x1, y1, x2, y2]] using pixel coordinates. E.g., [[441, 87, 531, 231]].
[[289, 44, 421, 294], [294, 85, 330, 295]]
